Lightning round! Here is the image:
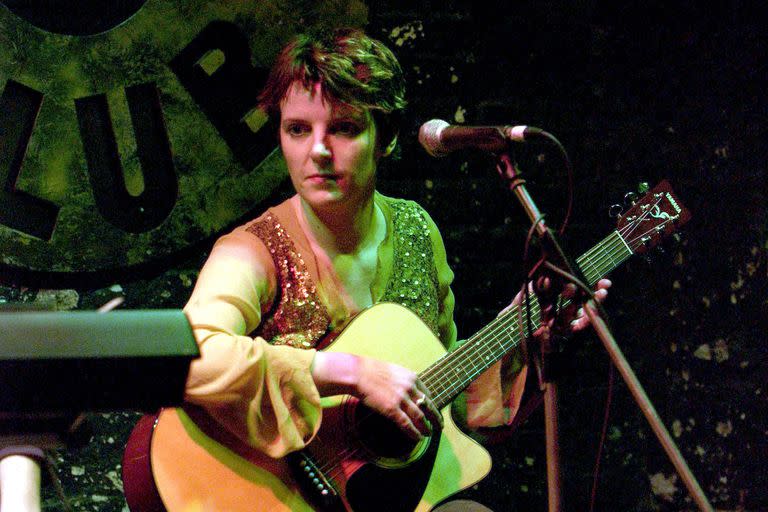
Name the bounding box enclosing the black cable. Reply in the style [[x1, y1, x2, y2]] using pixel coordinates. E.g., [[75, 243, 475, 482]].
[[532, 130, 575, 236]]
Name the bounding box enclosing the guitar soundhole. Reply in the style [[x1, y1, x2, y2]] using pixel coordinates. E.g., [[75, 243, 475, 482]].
[[345, 403, 442, 512], [353, 404, 428, 462]]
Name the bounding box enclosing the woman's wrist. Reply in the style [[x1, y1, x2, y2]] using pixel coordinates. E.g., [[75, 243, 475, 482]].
[[310, 351, 361, 397]]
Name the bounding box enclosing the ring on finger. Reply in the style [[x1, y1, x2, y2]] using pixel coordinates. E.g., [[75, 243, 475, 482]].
[[415, 394, 426, 406]]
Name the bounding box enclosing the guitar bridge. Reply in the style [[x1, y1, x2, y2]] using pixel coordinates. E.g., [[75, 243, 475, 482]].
[[286, 450, 343, 510]]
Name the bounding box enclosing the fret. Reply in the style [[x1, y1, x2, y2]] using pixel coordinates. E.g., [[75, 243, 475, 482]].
[[616, 229, 633, 256], [576, 231, 632, 285], [423, 229, 631, 409]]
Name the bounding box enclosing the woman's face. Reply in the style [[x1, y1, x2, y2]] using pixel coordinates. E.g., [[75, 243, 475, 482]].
[[279, 82, 383, 214]]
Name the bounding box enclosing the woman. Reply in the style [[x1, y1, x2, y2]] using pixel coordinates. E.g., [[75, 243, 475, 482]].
[[182, 27, 608, 509]]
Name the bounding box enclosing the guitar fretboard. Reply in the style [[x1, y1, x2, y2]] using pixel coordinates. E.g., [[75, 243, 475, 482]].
[[420, 230, 632, 409]]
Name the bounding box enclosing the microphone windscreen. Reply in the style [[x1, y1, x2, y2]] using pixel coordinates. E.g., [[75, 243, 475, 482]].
[[418, 119, 450, 157]]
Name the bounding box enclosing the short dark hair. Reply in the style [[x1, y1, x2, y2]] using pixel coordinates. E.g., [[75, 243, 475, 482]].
[[258, 28, 406, 150]]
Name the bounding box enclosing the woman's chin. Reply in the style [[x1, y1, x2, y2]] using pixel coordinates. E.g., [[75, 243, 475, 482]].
[[301, 189, 348, 210]]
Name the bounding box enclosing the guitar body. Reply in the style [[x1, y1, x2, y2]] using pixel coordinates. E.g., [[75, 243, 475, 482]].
[[123, 303, 492, 512]]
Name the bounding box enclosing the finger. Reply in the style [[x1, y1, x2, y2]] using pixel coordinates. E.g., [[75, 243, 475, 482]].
[[404, 396, 431, 437], [561, 283, 578, 300], [404, 386, 431, 435], [594, 288, 609, 302], [571, 315, 584, 327], [570, 316, 589, 331], [597, 278, 612, 289], [557, 293, 580, 321], [394, 410, 423, 441], [415, 382, 443, 430], [409, 385, 424, 401], [422, 398, 443, 431]]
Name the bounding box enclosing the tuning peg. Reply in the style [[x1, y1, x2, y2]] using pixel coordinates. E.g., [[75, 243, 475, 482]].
[[609, 204, 624, 218], [637, 182, 650, 194], [624, 192, 638, 206]]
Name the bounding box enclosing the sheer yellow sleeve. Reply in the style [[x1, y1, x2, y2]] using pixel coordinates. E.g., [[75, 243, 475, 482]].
[[183, 227, 322, 458]]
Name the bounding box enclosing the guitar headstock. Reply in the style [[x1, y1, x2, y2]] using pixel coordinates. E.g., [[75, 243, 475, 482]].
[[616, 180, 691, 254]]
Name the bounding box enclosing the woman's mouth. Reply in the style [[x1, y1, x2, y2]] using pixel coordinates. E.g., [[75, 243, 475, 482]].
[[308, 173, 341, 182]]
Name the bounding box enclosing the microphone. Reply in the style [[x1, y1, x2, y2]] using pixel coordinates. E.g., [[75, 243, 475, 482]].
[[418, 119, 542, 157]]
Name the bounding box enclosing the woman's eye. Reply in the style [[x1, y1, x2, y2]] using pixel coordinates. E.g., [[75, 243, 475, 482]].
[[333, 122, 362, 136], [285, 124, 309, 136]]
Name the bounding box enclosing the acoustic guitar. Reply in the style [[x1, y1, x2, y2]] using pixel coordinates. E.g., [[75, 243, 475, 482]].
[[123, 180, 689, 512]]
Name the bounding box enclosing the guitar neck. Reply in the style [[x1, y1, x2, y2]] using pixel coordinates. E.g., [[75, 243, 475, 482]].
[[420, 230, 632, 409]]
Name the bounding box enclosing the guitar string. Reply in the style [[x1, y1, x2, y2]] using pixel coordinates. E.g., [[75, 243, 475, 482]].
[[313, 440, 361, 481], [422, 214, 674, 400], [425, 256, 603, 397], [579, 231, 625, 280], [309, 206, 676, 480], [425, 216, 669, 398], [614, 195, 666, 248], [421, 229, 628, 390], [428, 213, 676, 402], [425, 305, 534, 402], [426, 256, 606, 398]]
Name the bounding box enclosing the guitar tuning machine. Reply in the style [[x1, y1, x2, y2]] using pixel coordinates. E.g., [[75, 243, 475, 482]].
[[637, 182, 650, 194], [624, 191, 639, 206], [609, 204, 624, 218]]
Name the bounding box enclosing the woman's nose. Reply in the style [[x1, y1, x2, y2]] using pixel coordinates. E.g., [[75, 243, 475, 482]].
[[309, 138, 332, 162]]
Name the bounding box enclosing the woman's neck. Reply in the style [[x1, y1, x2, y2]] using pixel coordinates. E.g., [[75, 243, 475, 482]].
[[298, 194, 379, 255]]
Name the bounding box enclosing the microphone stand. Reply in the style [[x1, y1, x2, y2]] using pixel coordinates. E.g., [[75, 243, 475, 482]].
[[495, 153, 713, 512]]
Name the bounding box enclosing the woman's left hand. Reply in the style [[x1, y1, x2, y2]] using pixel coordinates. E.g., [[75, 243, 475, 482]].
[[502, 278, 612, 335], [565, 278, 612, 332]]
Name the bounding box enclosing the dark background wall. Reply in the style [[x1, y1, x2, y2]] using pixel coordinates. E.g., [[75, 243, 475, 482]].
[[0, 1, 765, 511]]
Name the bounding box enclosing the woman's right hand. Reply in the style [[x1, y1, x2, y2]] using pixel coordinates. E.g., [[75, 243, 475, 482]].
[[311, 351, 442, 440]]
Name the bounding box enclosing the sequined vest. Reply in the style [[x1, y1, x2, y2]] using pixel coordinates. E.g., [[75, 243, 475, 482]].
[[245, 197, 441, 349]]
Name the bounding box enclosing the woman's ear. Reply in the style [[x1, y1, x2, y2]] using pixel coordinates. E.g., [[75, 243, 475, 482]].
[[381, 134, 398, 157]]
